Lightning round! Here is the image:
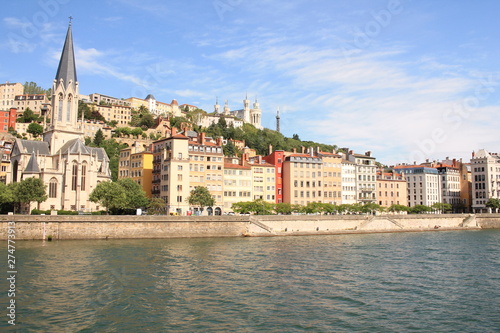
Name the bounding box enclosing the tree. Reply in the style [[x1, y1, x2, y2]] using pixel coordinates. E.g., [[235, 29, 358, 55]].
[[388, 204, 409, 213], [188, 186, 215, 211], [431, 202, 452, 214], [292, 133, 301, 141], [0, 182, 14, 205], [27, 122, 44, 138], [14, 177, 48, 212], [23, 81, 49, 95], [89, 181, 128, 213], [93, 129, 105, 146], [131, 127, 143, 139], [223, 140, 236, 157], [485, 198, 500, 213], [232, 199, 274, 215], [302, 202, 325, 214], [275, 202, 293, 215], [148, 198, 166, 215], [18, 108, 40, 123], [116, 178, 150, 210], [410, 205, 432, 214]]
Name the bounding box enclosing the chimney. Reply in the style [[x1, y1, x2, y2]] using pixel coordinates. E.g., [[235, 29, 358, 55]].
[[316, 146, 320, 155], [292, 148, 297, 154], [472, 151, 475, 158], [365, 151, 371, 157], [268, 144, 273, 155], [257, 155, 262, 164], [301, 146, 305, 154], [199, 132, 206, 144], [310, 147, 314, 157], [349, 150, 353, 155], [171, 127, 177, 136], [216, 137, 223, 146]]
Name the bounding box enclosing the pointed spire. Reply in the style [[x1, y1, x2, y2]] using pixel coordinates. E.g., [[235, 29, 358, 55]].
[[55, 19, 77, 89]]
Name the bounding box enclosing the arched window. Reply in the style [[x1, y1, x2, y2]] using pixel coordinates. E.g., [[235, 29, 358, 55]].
[[81, 162, 87, 191], [49, 178, 58, 198], [71, 161, 78, 191], [67, 94, 72, 122], [12, 160, 18, 183], [58, 93, 63, 121]]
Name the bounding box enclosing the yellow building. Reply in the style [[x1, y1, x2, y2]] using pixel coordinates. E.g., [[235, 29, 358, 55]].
[[14, 94, 51, 118], [283, 153, 324, 205], [0, 82, 24, 110], [248, 156, 276, 202], [95, 104, 132, 126], [188, 132, 224, 215], [317, 151, 343, 205], [223, 159, 252, 212], [118, 146, 153, 198]]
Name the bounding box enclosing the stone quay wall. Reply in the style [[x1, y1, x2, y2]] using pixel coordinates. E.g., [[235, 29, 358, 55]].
[[0, 214, 499, 240]]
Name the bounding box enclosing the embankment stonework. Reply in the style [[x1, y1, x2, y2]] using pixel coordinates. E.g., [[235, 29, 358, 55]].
[[1, 214, 499, 240]]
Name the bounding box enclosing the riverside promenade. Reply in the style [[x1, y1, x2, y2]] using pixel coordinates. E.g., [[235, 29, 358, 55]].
[[1, 214, 500, 240]]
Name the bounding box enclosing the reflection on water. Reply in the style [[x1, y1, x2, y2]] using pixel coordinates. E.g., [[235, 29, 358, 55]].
[[2, 230, 499, 332]]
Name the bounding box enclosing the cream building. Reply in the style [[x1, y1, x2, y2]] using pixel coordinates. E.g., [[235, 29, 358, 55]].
[[376, 171, 408, 208], [340, 158, 357, 205], [394, 165, 441, 207], [118, 145, 153, 198], [346, 150, 377, 204], [14, 94, 50, 117], [317, 150, 343, 205], [471, 149, 500, 212], [0, 82, 24, 110], [282, 153, 323, 205], [126, 95, 182, 117], [223, 159, 252, 212], [9, 22, 111, 212]]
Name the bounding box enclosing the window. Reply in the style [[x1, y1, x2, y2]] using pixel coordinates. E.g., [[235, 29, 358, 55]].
[[72, 162, 78, 191], [81, 163, 87, 191], [49, 178, 57, 198]]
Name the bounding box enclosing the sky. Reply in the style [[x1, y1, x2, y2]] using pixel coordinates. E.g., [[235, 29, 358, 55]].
[[1, 0, 499, 165]]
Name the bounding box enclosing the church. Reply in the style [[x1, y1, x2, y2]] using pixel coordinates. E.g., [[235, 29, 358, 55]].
[[10, 22, 111, 212]]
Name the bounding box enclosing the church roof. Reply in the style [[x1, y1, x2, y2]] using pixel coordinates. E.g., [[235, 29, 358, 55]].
[[58, 138, 91, 155], [24, 152, 40, 174], [14, 139, 50, 155], [55, 22, 77, 89], [89, 146, 109, 162]]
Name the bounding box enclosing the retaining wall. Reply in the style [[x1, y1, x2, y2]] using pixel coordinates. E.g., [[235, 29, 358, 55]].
[[0, 214, 499, 240]]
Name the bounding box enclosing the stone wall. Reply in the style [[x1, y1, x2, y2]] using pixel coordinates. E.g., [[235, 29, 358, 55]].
[[1, 214, 499, 240]]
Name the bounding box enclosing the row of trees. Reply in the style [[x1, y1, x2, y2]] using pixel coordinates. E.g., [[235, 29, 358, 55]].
[[229, 200, 491, 216], [0, 178, 47, 213]]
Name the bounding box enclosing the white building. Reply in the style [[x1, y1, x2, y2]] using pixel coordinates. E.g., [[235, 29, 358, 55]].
[[340, 159, 357, 205], [471, 149, 500, 212], [394, 165, 441, 207]]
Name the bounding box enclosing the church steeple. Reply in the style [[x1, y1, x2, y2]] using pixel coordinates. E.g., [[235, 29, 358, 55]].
[[55, 19, 77, 90]]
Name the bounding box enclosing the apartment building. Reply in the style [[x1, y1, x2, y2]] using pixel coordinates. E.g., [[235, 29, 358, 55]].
[[263, 149, 286, 203], [125, 95, 182, 117], [118, 145, 153, 198], [0, 82, 23, 110], [88, 93, 131, 107], [0, 108, 17, 132], [347, 150, 377, 203], [0, 140, 13, 183], [394, 165, 441, 207], [14, 94, 50, 116], [223, 159, 252, 212], [282, 153, 323, 205], [248, 155, 276, 202], [471, 149, 500, 212], [341, 159, 357, 205], [94, 104, 132, 126], [187, 132, 224, 215], [376, 171, 408, 207], [317, 151, 343, 205]]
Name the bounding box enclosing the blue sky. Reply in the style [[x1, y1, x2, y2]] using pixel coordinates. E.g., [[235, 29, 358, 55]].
[[1, 0, 499, 165]]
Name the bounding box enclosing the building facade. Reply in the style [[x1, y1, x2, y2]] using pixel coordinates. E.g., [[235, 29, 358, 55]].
[[9, 22, 111, 212], [0, 82, 24, 110], [376, 171, 408, 207], [471, 149, 500, 212], [0, 108, 17, 133]]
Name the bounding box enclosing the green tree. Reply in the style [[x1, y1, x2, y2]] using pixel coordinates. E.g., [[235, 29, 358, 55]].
[[188, 186, 215, 211], [0, 182, 14, 205], [232, 199, 274, 215], [275, 202, 293, 215], [485, 198, 500, 213], [14, 177, 48, 212], [302, 202, 325, 214], [27, 122, 44, 137], [388, 204, 409, 213], [18, 108, 40, 123], [131, 127, 143, 138], [148, 198, 166, 215], [223, 140, 236, 157], [117, 178, 150, 210], [93, 129, 105, 146], [23, 81, 49, 95], [431, 202, 452, 214], [410, 205, 432, 214], [89, 181, 128, 213]]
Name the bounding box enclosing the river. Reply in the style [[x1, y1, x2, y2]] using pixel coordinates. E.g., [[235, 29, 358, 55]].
[[2, 230, 499, 332]]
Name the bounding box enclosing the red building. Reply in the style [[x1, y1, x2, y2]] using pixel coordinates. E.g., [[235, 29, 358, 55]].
[[0, 108, 17, 133], [263, 150, 286, 203]]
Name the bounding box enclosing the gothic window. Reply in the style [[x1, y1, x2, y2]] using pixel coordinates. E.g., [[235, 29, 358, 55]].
[[58, 93, 63, 121], [81, 162, 87, 191], [72, 162, 78, 191], [49, 178, 58, 198], [67, 94, 72, 122]]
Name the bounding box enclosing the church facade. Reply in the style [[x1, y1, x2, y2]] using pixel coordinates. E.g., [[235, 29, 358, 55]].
[[10, 22, 111, 212]]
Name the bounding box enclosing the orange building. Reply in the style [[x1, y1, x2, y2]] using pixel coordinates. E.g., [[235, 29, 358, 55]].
[[0, 108, 17, 133]]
